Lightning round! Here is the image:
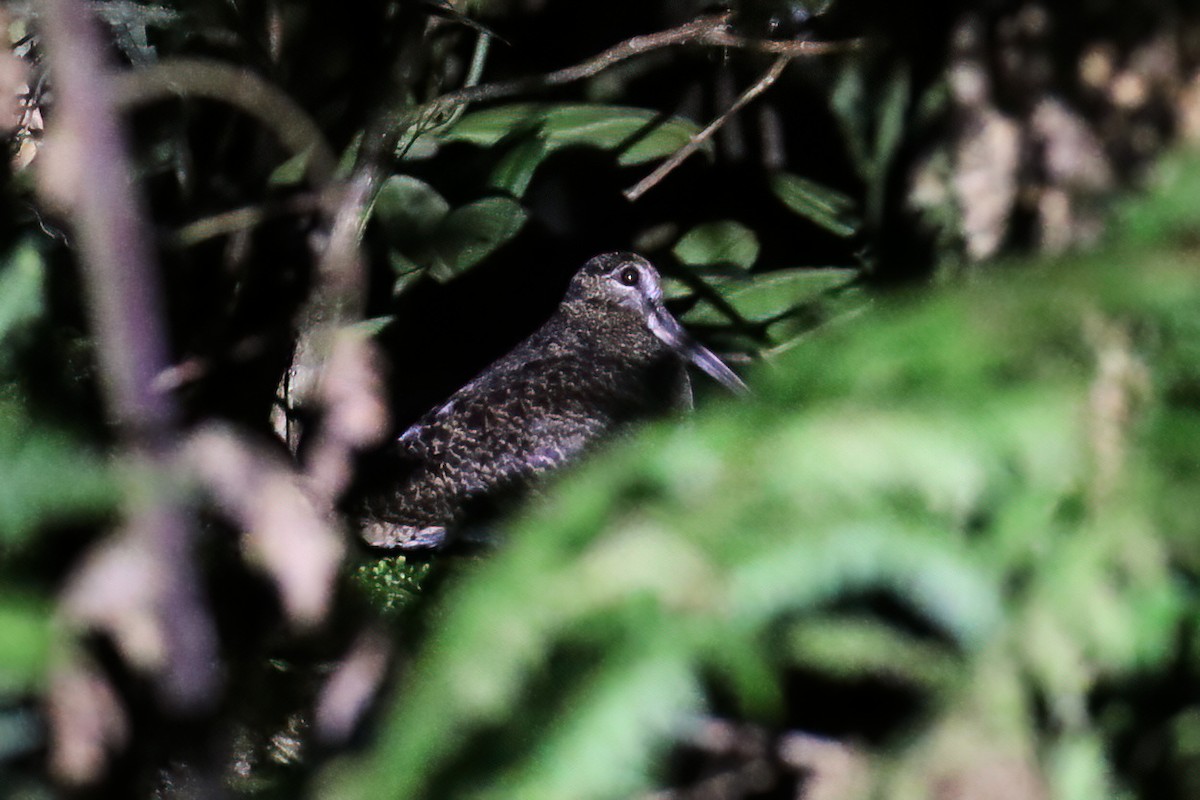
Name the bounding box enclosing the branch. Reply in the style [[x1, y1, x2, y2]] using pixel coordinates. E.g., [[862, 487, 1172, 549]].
[[438, 14, 855, 109], [422, 16, 856, 203], [37, 0, 218, 725], [278, 167, 380, 452], [169, 193, 323, 248], [38, 7, 177, 441], [624, 55, 790, 201], [113, 57, 339, 187]]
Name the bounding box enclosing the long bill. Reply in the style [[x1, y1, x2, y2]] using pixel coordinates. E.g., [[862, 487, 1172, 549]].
[[647, 305, 749, 395]]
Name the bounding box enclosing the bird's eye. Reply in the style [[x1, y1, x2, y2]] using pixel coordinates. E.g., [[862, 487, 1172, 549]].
[[618, 266, 640, 286]]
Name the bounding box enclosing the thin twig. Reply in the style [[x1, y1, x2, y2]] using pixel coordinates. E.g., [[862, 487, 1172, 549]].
[[279, 166, 378, 452], [436, 14, 855, 109], [422, 16, 853, 203], [625, 56, 790, 201], [441, 14, 733, 106], [395, 30, 492, 158], [705, 29, 862, 55], [169, 193, 323, 248], [151, 334, 273, 393], [112, 58, 339, 187]]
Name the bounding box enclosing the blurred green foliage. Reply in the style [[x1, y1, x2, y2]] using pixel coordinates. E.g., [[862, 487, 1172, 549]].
[[0, 244, 117, 554], [0, 241, 119, 781], [329, 154, 1200, 798]]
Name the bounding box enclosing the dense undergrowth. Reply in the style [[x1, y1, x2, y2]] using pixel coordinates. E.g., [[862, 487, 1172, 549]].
[[3, 1, 1200, 798]]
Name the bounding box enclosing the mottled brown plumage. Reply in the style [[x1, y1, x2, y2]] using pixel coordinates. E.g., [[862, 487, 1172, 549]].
[[359, 252, 745, 550]]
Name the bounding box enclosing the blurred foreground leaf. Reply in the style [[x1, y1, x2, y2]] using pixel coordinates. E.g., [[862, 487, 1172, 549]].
[[0, 597, 53, 692], [0, 404, 118, 550], [331, 152, 1200, 799], [334, 208, 1200, 800], [0, 243, 44, 349]]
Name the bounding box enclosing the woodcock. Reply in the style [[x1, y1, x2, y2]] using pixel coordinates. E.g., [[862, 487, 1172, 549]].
[[358, 252, 747, 550]]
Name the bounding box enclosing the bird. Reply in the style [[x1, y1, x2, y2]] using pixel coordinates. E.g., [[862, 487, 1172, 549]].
[[357, 251, 747, 550]]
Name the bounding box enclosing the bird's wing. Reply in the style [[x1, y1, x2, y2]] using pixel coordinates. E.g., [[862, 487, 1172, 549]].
[[396, 331, 545, 458], [395, 349, 604, 492], [396, 395, 458, 459]]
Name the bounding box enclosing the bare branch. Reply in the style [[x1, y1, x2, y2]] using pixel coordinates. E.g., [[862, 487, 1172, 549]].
[[441, 14, 733, 107], [169, 193, 323, 248], [413, 17, 856, 204], [278, 168, 380, 452], [113, 57, 338, 187], [704, 29, 863, 56], [299, 333, 391, 510], [625, 56, 790, 202], [46, 657, 129, 785], [37, 2, 177, 442], [37, 0, 219, 721], [438, 15, 856, 109]]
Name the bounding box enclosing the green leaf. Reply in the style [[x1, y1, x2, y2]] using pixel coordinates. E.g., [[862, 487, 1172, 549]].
[[348, 315, 395, 338], [683, 268, 858, 325], [375, 180, 527, 285], [868, 67, 911, 223], [267, 147, 314, 187], [700, 632, 784, 719], [829, 66, 870, 176], [1049, 733, 1115, 800], [728, 522, 1003, 651], [387, 249, 423, 278], [373, 175, 451, 244], [770, 173, 859, 237], [613, 114, 702, 167], [874, 67, 911, 179], [438, 104, 544, 146], [390, 262, 425, 297], [660, 276, 694, 301], [490, 136, 551, 197], [442, 103, 706, 167], [672, 221, 760, 270], [428, 197, 527, 282]]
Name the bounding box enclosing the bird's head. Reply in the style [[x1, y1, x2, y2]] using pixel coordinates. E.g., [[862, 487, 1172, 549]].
[[564, 252, 748, 394]]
